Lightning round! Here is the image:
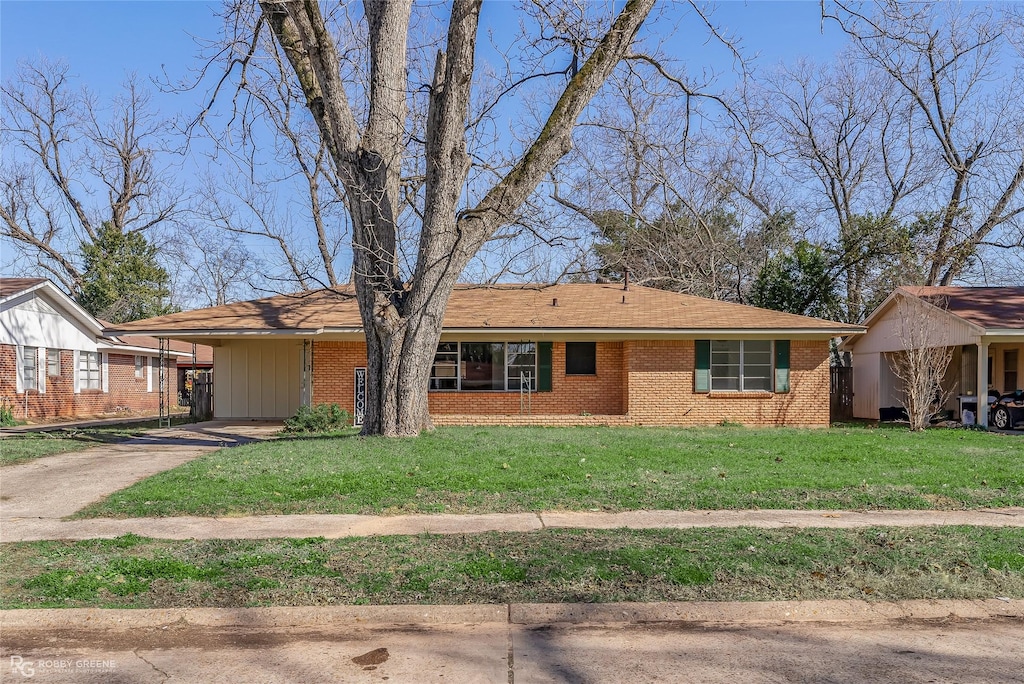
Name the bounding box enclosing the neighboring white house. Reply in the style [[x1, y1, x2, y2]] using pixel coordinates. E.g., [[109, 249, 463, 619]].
[[843, 286, 1024, 425], [0, 277, 194, 421]]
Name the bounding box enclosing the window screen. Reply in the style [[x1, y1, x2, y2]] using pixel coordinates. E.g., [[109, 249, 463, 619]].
[[565, 342, 596, 375]]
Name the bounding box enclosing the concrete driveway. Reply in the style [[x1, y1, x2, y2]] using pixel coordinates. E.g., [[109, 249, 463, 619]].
[[0, 421, 280, 522]]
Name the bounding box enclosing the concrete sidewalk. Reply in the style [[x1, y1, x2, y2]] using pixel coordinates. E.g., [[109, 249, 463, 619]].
[[3, 507, 1022, 543]]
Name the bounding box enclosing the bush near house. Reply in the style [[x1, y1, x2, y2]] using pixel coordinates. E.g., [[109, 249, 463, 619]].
[[282, 403, 352, 434]]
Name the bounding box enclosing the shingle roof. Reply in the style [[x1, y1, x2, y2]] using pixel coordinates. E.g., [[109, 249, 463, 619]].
[[106, 283, 862, 336], [0, 277, 47, 299], [900, 286, 1024, 330]]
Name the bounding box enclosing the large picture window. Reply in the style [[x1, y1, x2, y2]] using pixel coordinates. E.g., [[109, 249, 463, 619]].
[[429, 342, 537, 391], [79, 352, 101, 390], [710, 340, 772, 391]]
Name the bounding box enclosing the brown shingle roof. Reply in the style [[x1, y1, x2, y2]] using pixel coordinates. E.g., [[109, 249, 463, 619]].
[[0, 277, 47, 298], [900, 286, 1024, 330], [106, 284, 861, 336]]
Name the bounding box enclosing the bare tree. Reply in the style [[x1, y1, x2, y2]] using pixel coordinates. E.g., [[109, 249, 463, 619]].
[[1, 60, 181, 293], [206, 0, 658, 435], [889, 295, 954, 431], [182, 10, 353, 291], [551, 61, 774, 302], [165, 223, 257, 307], [759, 55, 931, 321], [826, 2, 1024, 286]]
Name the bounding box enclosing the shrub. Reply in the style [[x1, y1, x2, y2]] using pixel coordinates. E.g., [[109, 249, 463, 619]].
[[283, 403, 352, 433], [0, 398, 16, 427]]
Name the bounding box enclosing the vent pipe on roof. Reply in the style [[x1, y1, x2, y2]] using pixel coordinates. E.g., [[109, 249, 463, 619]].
[[552, 298, 558, 307], [623, 268, 630, 291], [622, 295, 627, 304]]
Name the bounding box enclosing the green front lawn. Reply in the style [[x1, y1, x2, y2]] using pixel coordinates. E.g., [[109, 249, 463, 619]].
[[2, 527, 1021, 608], [76, 426, 1023, 518]]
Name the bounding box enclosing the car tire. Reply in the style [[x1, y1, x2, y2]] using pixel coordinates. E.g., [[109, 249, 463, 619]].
[[991, 405, 1011, 430]]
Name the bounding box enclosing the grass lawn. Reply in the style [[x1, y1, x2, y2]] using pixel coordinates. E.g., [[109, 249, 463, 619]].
[[76, 426, 1023, 518], [0, 418, 193, 466], [2, 527, 1021, 608]]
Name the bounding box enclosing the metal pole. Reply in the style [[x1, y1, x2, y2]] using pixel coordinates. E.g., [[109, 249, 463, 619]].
[[191, 342, 197, 420]]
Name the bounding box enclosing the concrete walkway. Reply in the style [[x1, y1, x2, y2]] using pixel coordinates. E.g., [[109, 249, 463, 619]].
[[4, 507, 1024, 543]]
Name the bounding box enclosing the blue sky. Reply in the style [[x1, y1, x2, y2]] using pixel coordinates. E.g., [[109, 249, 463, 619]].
[[2, 1, 848, 104], [0, 1, 852, 290]]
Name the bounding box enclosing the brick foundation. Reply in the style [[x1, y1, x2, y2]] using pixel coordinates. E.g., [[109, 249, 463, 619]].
[[1, 345, 174, 420], [310, 338, 832, 427]]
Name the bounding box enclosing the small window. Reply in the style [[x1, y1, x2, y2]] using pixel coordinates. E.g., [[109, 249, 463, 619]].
[[565, 342, 596, 375], [47, 349, 60, 377], [430, 342, 459, 390], [23, 346, 38, 391], [135, 355, 145, 379], [79, 352, 101, 390]]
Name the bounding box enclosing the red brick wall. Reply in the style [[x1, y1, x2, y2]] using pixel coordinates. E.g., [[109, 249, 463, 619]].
[[624, 339, 831, 427], [1, 345, 173, 420], [311, 340, 626, 417], [309, 338, 831, 426]]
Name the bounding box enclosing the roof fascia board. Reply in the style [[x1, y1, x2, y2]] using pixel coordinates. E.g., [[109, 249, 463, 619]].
[[101, 328, 325, 337], [435, 327, 864, 337], [95, 342, 191, 357], [105, 326, 861, 340]]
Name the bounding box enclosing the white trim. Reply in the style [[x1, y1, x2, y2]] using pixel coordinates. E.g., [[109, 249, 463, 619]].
[[15, 345, 24, 393], [101, 352, 109, 393], [104, 326, 862, 341], [148, 357, 154, 392], [73, 350, 81, 393], [37, 347, 46, 394], [95, 342, 190, 357]]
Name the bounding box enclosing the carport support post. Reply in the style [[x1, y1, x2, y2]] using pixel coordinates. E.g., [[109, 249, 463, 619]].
[[158, 338, 170, 429], [977, 341, 989, 427]]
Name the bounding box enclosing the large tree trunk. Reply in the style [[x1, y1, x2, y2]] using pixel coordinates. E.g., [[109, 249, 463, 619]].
[[262, 0, 655, 435]]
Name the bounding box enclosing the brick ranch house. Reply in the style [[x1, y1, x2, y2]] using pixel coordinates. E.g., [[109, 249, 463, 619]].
[[0, 278, 202, 421], [106, 283, 864, 427]]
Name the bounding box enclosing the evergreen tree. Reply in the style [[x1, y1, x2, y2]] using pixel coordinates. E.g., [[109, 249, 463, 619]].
[[749, 240, 841, 320], [76, 222, 177, 323]]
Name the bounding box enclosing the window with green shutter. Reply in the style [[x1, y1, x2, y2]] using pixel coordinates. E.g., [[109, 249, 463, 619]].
[[774, 340, 790, 393], [695, 340, 711, 393]]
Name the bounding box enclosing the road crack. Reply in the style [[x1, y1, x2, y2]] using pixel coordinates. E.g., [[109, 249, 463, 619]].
[[134, 649, 170, 681]]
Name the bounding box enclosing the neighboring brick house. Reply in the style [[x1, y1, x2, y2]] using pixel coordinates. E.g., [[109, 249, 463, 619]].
[[107, 283, 863, 427], [0, 278, 200, 421]]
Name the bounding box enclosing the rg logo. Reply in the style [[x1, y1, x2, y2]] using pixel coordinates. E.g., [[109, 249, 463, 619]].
[[9, 655, 35, 677]]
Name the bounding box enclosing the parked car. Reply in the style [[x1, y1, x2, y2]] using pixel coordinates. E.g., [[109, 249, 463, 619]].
[[989, 390, 1024, 430]]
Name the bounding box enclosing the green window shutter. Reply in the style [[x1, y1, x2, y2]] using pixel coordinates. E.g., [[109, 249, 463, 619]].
[[694, 340, 711, 393], [538, 342, 553, 392], [775, 340, 791, 393]]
